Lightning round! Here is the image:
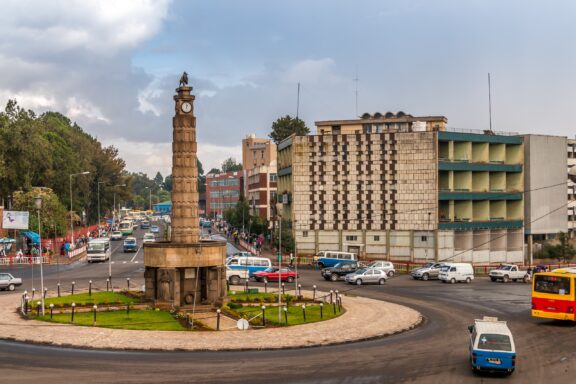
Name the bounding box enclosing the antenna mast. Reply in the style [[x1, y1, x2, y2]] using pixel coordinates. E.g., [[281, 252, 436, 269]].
[[296, 82, 300, 120], [488, 73, 493, 132], [354, 66, 359, 117]]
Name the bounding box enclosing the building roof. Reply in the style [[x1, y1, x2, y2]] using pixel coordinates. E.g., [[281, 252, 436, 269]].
[[315, 114, 447, 126], [153, 201, 172, 206]]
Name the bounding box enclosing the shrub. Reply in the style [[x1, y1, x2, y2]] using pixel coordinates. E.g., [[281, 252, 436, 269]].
[[229, 302, 243, 310]]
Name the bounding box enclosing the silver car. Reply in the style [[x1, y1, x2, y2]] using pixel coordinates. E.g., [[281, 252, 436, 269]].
[[345, 268, 387, 285], [410, 262, 446, 281], [365, 261, 396, 277], [0, 273, 22, 291]]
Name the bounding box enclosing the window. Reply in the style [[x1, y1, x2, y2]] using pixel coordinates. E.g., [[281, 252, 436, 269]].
[[302, 231, 308, 238], [332, 125, 341, 135], [421, 236, 428, 242], [534, 275, 571, 295], [345, 235, 358, 241], [270, 174, 277, 183], [478, 334, 512, 352]]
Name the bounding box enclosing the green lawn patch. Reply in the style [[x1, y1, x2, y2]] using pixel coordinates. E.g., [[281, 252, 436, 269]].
[[38, 309, 185, 331], [235, 303, 343, 326], [43, 292, 137, 307]]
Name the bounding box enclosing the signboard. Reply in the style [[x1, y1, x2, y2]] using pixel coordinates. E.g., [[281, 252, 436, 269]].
[[2, 211, 29, 230]]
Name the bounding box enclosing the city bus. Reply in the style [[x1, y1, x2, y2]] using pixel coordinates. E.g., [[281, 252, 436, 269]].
[[531, 268, 576, 321], [87, 238, 111, 263], [118, 220, 134, 236]]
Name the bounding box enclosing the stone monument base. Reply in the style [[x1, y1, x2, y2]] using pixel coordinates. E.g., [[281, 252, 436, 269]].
[[143, 240, 227, 308]]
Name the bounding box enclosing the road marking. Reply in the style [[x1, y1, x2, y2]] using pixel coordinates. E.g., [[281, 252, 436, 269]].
[[130, 246, 141, 263], [123, 261, 127, 264]]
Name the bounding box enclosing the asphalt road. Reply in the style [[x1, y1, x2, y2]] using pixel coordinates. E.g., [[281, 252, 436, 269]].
[[0, 234, 575, 384]]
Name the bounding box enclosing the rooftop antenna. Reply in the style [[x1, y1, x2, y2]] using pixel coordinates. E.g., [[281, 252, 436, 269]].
[[296, 82, 300, 120], [488, 73, 493, 133], [354, 66, 359, 117]]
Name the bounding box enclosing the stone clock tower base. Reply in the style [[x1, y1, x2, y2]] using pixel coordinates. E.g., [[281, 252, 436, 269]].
[[143, 82, 227, 308]]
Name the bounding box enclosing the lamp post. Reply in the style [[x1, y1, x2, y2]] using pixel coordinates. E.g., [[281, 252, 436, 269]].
[[34, 195, 45, 316], [69, 171, 90, 244], [97, 181, 105, 237], [112, 184, 126, 227], [145, 186, 153, 211]]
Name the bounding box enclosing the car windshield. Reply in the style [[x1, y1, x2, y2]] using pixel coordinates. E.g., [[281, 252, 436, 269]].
[[477, 333, 512, 352], [113, 231, 121, 235], [144, 234, 154, 239], [263, 267, 278, 273], [440, 265, 451, 272], [124, 240, 136, 245], [355, 268, 367, 274]]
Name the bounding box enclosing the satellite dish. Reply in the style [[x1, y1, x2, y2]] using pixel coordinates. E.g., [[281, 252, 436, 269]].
[[237, 318, 249, 331]]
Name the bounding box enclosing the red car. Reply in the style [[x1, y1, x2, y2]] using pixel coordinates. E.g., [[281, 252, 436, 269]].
[[253, 267, 298, 283]]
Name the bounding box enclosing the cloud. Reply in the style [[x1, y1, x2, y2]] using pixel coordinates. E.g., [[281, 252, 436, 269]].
[[281, 58, 344, 85]]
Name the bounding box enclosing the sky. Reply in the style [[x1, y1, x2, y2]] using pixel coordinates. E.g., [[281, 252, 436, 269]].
[[1, 0, 576, 178]]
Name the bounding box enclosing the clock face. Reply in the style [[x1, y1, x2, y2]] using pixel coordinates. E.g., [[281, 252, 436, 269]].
[[181, 102, 192, 113]]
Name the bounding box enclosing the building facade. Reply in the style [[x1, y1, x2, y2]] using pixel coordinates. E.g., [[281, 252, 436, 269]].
[[242, 134, 278, 222], [568, 138, 576, 237], [278, 112, 525, 264], [246, 165, 277, 221], [205, 171, 243, 218]]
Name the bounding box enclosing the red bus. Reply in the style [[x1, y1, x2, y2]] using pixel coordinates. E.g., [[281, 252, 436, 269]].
[[531, 268, 576, 321]]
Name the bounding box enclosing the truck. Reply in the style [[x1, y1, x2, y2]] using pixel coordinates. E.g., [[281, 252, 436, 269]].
[[489, 264, 530, 283]]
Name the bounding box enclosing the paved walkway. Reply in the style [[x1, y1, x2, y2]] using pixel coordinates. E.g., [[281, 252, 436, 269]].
[[0, 290, 422, 351]]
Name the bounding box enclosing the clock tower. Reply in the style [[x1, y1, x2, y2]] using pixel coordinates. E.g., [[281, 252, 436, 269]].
[[144, 75, 227, 309]]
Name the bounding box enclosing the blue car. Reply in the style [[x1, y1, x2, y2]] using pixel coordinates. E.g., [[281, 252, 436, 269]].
[[150, 225, 160, 233], [469, 316, 516, 375]]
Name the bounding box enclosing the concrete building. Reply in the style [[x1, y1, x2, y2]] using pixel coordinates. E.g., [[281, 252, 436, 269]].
[[242, 134, 276, 170], [242, 134, 277, 222], [246, 164, 277, 221], [278, 112, 525, 265], [205, 171, 243, 219], [568, 138, 576, 237]]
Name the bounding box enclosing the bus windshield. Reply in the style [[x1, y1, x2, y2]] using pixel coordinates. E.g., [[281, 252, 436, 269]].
[[534, 275, 572, 295], [88, 243, 106, 253]]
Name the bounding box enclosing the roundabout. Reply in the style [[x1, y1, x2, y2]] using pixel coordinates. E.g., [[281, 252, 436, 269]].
[[0, 288, 421, 351]]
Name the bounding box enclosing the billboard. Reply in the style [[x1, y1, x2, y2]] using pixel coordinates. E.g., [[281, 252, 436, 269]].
[[2, 211, 29, 230]]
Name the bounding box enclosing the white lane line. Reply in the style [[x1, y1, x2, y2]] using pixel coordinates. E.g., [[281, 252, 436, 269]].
[[130, 246, 142, 263], [123, 261, 127, 264]]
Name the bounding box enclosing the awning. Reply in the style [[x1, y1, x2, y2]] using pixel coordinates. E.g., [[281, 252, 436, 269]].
[[21, 231, 40, 245]]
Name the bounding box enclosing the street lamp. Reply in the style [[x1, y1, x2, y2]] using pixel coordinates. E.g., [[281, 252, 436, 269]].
[[112, 184, 126, 225], [145, 187, 152, 211], [69, 171, 90, 244], [34, 195, 45, 316], [97, 181, 105, 237]]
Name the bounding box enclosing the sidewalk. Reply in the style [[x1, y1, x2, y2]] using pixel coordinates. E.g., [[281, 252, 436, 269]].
[[0, 290, 422, 351]]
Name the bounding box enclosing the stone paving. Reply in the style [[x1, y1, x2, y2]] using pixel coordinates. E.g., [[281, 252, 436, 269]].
[[0, 290, 422, 351]]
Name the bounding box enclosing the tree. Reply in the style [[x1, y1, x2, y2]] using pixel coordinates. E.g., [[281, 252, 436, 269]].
[[164, 175, 173, 192], [269, 115, 310, 144], [13, 187, 68, 238], [221, 158, 242, 173], [153, 172, 164, 188], [207, 168, 221, 175]]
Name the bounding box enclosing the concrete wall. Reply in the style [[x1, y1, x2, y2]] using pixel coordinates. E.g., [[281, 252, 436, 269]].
[[524, 135, 568, 235]]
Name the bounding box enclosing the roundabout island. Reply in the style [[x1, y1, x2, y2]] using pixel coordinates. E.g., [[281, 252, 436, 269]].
[[0, 287, 422, 351]]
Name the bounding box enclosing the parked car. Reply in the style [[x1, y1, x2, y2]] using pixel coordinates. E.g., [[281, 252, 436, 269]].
[[439, 263, 474, 284], [468, 316, 516, 375], [150, 225, 160, 234], [321, 261, 362, 281], [365, 260, 396, 277], [123, 237, 138, 252], [253, 267, 298, 283], [411, 262, 447, 281], [345, 268, 388, 285], [142, 233, 155, 243], [110, 231, 123, 240], [489, 264, 530, 283], [0, 273, 22, 291]]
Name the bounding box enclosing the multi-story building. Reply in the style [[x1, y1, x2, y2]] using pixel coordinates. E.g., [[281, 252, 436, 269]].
[[278, 111, 525, 264], [523, 135, 568, 255], [242, 134, 277, 222], [205, 171, 243, 219], [242, 134, 276, 170], [568, 138, 576, 237], [246, 165, 277, 221]]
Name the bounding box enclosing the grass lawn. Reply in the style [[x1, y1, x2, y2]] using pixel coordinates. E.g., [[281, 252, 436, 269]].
[[236, 303, 343, 326], [38, 309, 185, 331], [43, 292, 138, 307]]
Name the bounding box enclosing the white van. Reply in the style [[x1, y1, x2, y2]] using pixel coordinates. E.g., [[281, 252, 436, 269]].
[[439, 263, 474, 284], [314, 251, 357, 268], [87, 238, 111, 263], [226, 256, 272, 277]]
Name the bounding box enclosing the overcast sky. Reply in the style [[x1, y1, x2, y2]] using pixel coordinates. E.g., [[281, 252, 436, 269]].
[[1, 0, 575, 178]]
